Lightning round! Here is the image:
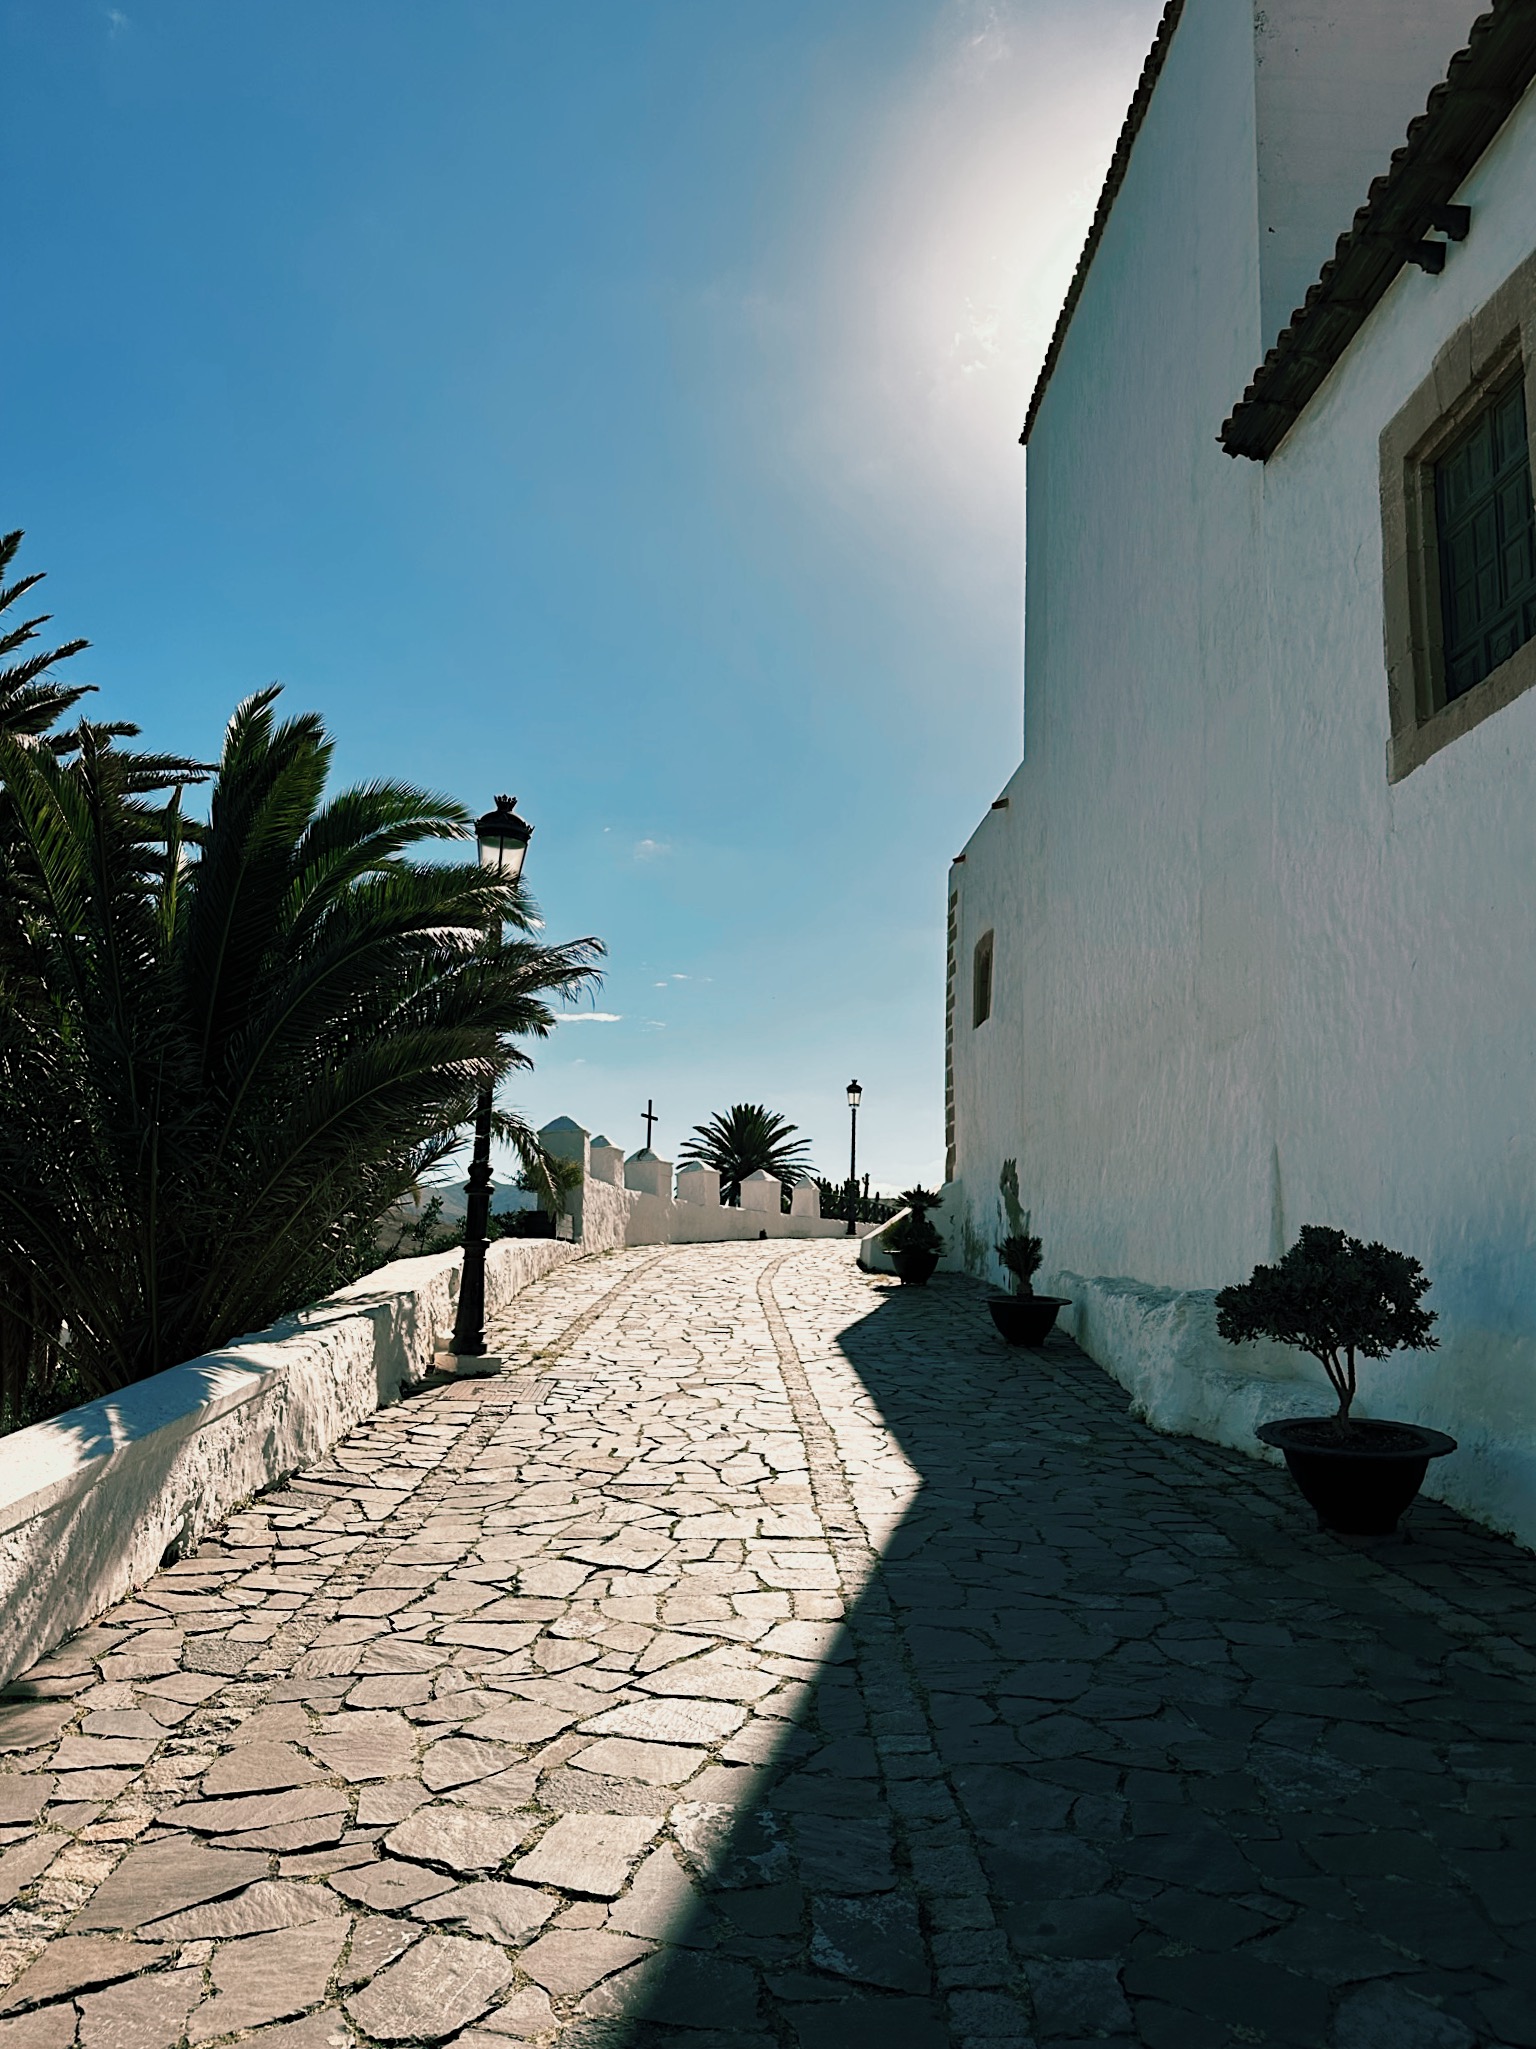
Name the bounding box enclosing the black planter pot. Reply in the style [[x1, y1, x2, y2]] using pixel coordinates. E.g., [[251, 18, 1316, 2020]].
[[988, 1294, 1069, 1346], [892, 1248, 940, 1286], [1256, 1416, 1457, 1535]]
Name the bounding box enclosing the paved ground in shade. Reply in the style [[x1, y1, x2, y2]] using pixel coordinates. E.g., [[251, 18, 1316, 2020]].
[[1, 1243, 1534, 2049]]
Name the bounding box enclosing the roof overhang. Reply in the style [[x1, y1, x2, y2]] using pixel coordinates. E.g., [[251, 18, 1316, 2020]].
[[1221, 0, 1536, 462]]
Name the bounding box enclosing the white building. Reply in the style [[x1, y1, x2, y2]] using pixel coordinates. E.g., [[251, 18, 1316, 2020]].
[[944, 0, 1536, 1542]]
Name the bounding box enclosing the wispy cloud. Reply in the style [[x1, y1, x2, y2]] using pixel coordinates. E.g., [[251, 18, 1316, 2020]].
[[634, 837, 671, 861], [557, 1011, 623, 1024], [106, 7, 129, 32]]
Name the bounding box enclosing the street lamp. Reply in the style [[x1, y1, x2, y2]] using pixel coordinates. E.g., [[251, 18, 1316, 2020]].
[[844, 1079, 862, 1238], [447, 796, 533, 1365], [474, 793, 533, 881]]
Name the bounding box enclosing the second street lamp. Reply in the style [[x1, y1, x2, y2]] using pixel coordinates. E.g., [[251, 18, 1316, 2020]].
[[447, 796, 534, 1366], [844, 1079, 862, 1239]]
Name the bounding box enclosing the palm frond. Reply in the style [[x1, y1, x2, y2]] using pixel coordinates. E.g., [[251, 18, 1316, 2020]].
[[0, 669, 604, 1399], [677, 1102, 816, 1204]]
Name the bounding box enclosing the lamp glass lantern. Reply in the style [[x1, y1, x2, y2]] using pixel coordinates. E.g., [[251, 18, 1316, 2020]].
[[846, 1080, 862, 1109], [475, 794, 533, 881]]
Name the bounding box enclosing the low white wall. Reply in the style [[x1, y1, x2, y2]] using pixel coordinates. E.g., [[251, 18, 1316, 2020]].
[[539, 1117, 848, 1248], [0, 1238, 577, 1688], [1055, 1271, 1536, 1551], [857, 1212, 906, 1274], [584, 1175, 852, 1246], [671, 1208, 849, 1244], [572, 1176, 636, 1255]]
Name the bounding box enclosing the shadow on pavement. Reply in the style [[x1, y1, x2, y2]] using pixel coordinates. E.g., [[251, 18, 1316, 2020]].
[[566, 1267, 1536, 2049]]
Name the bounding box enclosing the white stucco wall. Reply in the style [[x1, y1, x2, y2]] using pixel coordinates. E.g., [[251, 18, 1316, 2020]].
[[1254, 0, 1479, 340], [573, 1175, 636, 1253], [948, 11, 1536, 1544]]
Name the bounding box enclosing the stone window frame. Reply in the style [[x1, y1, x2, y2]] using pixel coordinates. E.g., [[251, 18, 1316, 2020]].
[[972, 928, 994, 1029], [1382, 246, 1536, 782]]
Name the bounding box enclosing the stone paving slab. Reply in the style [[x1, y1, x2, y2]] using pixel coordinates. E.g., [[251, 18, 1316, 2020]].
[[1, 1242, 1534, 2047]]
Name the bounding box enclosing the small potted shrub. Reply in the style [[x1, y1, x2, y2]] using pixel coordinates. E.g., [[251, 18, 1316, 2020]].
[[883, 1187, 944, 1285], [989, 1212, 1070, 1347], [1216, 1225, 1454, 1535]]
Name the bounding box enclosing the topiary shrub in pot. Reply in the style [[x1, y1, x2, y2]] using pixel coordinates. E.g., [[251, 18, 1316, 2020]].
[[1216, 1225, 1453, 1535], [883, 1187, 944, 1285], [988, 1208, 1069, 1347]]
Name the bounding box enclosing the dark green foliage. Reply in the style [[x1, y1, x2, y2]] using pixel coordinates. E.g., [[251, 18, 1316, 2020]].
[[815, 1177, 899, 1225], [381, 1193, 457, 1260], [885, 1202, 943, 1258], [516, 1153, 583, 1213], [493, 1208, 557, 1241], [995, 1161, 1042, 1290], [678, 1103, 815, 1206], [1215, 1224, 1438, 1423], [0, 680, 600, 1413], [997, 1213, 1043, 1296], [0, 530, 93, 742], [900, 1186, 942, 1216], [0, 534, 211, 1427]]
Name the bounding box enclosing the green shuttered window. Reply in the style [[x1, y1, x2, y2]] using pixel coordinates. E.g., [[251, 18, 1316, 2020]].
[[1434, 378, 1536, 702]]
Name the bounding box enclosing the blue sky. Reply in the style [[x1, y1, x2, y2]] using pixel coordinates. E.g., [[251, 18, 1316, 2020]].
[[2, 0, 1159, 1190]]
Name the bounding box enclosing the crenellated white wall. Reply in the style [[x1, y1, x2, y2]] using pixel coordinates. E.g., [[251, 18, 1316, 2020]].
[[947, 5, 1536, 1545], [532, 1119, 849, 1248]]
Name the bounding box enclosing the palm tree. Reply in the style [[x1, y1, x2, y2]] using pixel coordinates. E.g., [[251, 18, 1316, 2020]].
[[0, 684, 600, 1413], [0, 530, 194, 1425], [0, 528, 93, 741], [678, 1103, 815, 1205]]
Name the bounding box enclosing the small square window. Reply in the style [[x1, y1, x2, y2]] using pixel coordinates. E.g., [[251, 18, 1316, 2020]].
[[1434, 378, 1536, 702], [972, 930, 994, 1028]]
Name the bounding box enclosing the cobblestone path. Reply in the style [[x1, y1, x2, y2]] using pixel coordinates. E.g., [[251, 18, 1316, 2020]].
[[2, 1243, 1534, 2049]]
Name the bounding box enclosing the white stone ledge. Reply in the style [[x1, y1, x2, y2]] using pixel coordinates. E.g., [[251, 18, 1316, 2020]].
[[856, 1214, 904, 1273], [0, 1237, 579, 1688], [1055, 1271, 1536, 1552]]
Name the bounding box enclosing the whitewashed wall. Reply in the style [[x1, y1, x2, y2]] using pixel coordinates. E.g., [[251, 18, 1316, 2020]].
[[947, 7, 1536, 1544], [0, 1239, 578, 1688], [1255, 0, 1479, 339], [536, 1120, 851, 1248]]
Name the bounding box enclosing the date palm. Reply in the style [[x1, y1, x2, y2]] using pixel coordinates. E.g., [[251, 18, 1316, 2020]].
[[678, 1102, 814, 1205], [0, 528, 93, 741], [0, 530, 204, 1422], [0, 684, 600, 1409]]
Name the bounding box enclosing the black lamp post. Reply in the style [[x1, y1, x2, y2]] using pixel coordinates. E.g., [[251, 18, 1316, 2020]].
[[448, 796, 533, 1361], [844, 1079, 862, 1238]]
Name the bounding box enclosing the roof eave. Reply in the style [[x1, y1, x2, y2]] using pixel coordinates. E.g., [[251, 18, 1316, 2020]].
[[1221, 0, 1536, 463]]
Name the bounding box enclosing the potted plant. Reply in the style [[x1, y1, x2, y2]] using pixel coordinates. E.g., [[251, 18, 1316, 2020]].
[[1216, 1225, 1454, 1535], [989, 1211, 1070, 1347], [883, 1187, 944, 1285]]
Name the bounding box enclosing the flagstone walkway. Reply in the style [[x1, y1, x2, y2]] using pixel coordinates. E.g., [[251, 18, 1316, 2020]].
[[1, 1242, 1534, 2049]]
